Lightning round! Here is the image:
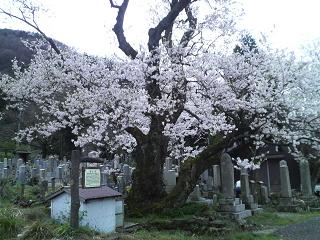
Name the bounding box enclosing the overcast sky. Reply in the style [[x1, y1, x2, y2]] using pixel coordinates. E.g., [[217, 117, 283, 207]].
[[1, 0, 320, 57]]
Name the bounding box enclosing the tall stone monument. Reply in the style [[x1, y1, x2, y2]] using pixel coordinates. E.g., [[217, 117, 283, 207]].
[[299, 160, 313, 198], [213, 165, 221, 192], [240, 168, 262, 213], [218, 153, 251, 219], [278, 160, 297, 211]]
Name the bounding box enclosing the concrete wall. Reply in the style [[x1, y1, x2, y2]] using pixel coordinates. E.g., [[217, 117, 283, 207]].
[[115, 199, 124, 228], [51, 193, 117, 233], [51, 193, 70, 222], [82, 198, 116, 233]]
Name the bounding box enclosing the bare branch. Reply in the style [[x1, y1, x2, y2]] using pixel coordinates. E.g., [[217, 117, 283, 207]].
[[109, 0, 138, 59], [0, 6, 61, 55]]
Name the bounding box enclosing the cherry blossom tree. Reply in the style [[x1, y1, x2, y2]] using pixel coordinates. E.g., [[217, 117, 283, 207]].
[[1, 0, 319, 210]]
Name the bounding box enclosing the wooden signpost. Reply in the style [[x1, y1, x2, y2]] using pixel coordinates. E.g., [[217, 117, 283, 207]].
[[70, 150, 103, 229]]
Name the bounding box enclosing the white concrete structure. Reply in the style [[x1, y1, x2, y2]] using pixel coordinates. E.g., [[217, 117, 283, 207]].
[[49, 186, 123, 233]]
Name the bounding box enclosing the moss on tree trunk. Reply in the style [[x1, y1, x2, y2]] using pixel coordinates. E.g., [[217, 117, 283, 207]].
[[127, 131, 168, 213]]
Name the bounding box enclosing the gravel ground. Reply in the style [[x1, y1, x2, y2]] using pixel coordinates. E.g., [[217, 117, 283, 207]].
[[274, 217, 320, 240]]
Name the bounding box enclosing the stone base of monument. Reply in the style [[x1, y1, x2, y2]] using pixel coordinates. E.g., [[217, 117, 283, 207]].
[[231, 209, 252, 220], [187, 197, 214, 206], [299, 196, 318, 204], [278, 205, 302, 212], [278, 197, 301, 212], [252, 208, 264, 215], [279, 197, 293, 205], [218, 198, 252, 220], [243, 197, 263, 215], [310, 207, 320, 212], [243, 202, 263, 215], [165, 185, 175, 193]]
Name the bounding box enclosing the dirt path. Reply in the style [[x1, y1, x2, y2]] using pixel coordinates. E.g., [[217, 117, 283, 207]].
[[274, 216, 320, 240]]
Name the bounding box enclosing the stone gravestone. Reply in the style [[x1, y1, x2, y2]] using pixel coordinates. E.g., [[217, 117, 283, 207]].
[[260, 185, 270, 204], [101, 171, 109, 186], [207, 168, 214, 193], [18, 165, 26, 184], [278, 160, 297, 211], [189, 184, 201, 201], [16, 158, 23, 169], [200, 170, 209, 193], [279, 160, 292, 199], [39, 169, 48, 201], [164, 169, 176, 193], [213, 165, 221, 193], [39, 169, 47, 182], [57, 166, 63, 186], [220, 154, 234, 199], [7, 159, 12, 176], [51, 177, 56, 191], [240, 168, 262, 214], [0, 162, 4, 179], [30, 167, 39, 183], [218, 153, 251, 219], [12, 158, 17, 170], [122, 164, 131, 185], [113, 157, 120, 170], [299, 160, 313, 198], [18, 165, 26, 197], [3, 168, 9, 179], [256, 181, 264, 204], [117, 175, 125, 194], [165, 158, 173, 171], [3, 158, 8, 168], [62, 164, 70, 186]]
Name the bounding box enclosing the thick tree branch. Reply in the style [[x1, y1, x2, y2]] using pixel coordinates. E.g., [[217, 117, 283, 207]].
[[162, 0, 178, 48], [109, 0, 138, 59], [184, 108, 202, 122], [179, 4, 197, 47], [148, 0, 192, 51], [109, 0, 120, 8], [125, 126, 146, 143]]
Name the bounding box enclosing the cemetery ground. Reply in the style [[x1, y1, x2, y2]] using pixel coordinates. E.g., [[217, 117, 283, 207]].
[[1, 184, 320, 240]]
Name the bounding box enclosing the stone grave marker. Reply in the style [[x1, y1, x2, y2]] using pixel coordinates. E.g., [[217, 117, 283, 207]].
[[213, 165, 221, 192], [164, 169, 176, 193], [122, 164, 131, 185], [278, 160, 298, 211], [18, 165, 26, 197], [299, 160, 312, 198], [240, 168, 262, 214], [218, 153, 251, 219]]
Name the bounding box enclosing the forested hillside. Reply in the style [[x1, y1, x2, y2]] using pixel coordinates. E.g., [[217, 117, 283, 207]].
[[0, 29, 36, 75], [0, 29, 38, 155], [0, 29, 70, 158]]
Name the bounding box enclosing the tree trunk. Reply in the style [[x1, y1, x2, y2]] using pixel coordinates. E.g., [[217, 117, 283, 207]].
[[70, 150, 80, 229], [41, 140, 48, 159], [163, 135, 247, 209], [127, 131, 168, 212]]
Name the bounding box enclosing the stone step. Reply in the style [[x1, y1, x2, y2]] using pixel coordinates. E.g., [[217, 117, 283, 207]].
[[248, 203, 258, 210], [219, 203, 246, 213], [231, 209, 252, 220], [252, 208, 264, 215]]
